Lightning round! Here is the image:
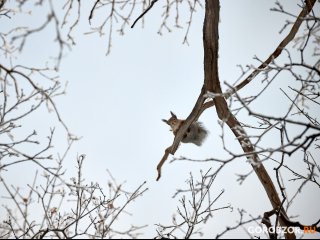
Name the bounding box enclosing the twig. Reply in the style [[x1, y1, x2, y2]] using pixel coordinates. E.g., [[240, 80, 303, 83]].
[[131, 0, 159, 28]]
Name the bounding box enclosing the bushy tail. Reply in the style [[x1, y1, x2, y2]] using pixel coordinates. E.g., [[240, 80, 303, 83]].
[[182, 122, 208, 146]]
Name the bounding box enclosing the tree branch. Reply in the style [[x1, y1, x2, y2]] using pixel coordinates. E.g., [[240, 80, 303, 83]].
[[202, 0, 297, 238], [156, 86, 206, 181], [198, 0, 317, 115], [131, 0, 159, 28]]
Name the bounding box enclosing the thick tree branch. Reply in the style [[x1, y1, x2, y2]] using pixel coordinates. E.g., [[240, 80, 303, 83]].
[[230, 0, 316, 96], [202, 0, 296, 238], [198, 0, 317, 116]]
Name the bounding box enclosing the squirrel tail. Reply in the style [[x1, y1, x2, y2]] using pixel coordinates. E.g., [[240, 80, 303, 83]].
[[182, 122, 208, 146]]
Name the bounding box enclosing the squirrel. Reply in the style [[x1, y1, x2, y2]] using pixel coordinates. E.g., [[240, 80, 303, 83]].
[[162, 111, 208, 146]]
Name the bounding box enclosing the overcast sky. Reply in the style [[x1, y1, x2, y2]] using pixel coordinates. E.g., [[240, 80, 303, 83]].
[[1, 0, 319, 238]]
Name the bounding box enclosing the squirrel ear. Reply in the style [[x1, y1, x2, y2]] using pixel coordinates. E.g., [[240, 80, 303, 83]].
[[170, 111, 177, 118], [162, 119, 169, 125]]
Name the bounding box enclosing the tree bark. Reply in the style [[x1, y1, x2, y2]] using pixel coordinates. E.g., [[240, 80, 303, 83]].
[[203, 1, 296, 238]]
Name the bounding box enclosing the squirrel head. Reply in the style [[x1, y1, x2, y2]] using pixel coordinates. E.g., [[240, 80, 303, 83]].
[[162, 111, 182, 133]]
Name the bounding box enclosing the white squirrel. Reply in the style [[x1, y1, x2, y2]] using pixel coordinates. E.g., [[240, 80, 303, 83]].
[[162, 111, 208, 146]]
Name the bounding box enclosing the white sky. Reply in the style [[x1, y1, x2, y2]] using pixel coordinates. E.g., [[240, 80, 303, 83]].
[[1, 0, 320, 238]]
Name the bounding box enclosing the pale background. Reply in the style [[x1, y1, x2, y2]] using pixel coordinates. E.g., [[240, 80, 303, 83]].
[[1, 0, 319, 238]]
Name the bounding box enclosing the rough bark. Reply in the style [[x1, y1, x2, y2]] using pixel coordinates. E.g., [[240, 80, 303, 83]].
[[203, 0, 296, 238]]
